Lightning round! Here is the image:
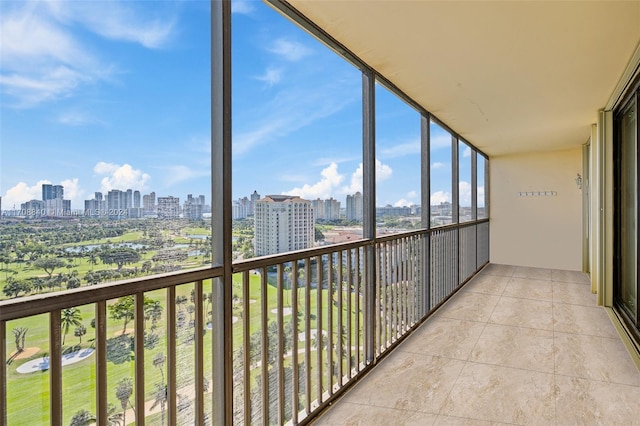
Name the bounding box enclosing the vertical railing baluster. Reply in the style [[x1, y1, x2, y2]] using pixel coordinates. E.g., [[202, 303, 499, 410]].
[[260, 267, 269, 424], [346, 249, 352, 377], [316, 255, 323, 404], [337, 251, 343, 384], [50, 309, 62, 426], [195, 280, 204, 425], [242, 272, 251, 425], [327, 253, 334, 395], [167, 287, 177, 426], [355, 247, 361, 369], [0, 320, 6, 426], [304, 258, 311, 414], [95, 302, 107, 426], [277, 264, 285, 425], [291, 261, 299, 425], [134, 293, 145, 426]]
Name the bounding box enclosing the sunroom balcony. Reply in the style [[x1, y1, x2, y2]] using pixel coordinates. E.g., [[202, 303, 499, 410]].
[[314, 264, 640, 425]]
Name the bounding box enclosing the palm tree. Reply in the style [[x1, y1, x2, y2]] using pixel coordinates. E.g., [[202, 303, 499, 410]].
[[150, 383, 167, 425], [115, 377, 134, 425], [74, 324, 87, 345], [70, 410, 95, 426], [61, 308, 82, 346]]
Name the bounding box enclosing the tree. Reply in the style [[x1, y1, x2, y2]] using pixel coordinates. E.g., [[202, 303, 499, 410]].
[[66, 276, 81, 289], [109, 295, 159, 334], [99, 248, 141, 270], [69, 409, 95, 426], [74, 324, 87, 345], [33, 257, 66, 279], [109, 296, 135, 334], [61, 308, 82, 345], [115, 377, 134, 425], [12, 327, 28, 353], [151, 352, 167, 425], [2, 278, 31, 298]]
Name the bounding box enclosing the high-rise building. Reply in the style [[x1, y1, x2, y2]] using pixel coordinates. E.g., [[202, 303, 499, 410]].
[[346, 191, 363, 221], [107, 190, 128, 219], [20, 200, 45, 218], [250, 190, 260, 216], [143, 192, 156, 216], [184, 194, 204, 220], [158, 196, 180, 219], [325, 197, 341, 220], [254, 195, 314, 256], [42, 184, 64, 201], [133, 191, 141, 208]]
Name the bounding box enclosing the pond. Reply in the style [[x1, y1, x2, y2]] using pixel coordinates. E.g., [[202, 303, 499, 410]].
[[64, 242, 148, 253]]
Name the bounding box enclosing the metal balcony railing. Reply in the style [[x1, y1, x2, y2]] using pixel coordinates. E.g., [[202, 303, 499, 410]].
[[0, 219, 489, 425]]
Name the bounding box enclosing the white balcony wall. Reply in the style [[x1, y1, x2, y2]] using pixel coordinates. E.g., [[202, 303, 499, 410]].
[[490, 148, 582, 270]]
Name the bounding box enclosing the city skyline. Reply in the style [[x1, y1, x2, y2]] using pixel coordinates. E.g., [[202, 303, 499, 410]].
[[1, 0, 483, 214]]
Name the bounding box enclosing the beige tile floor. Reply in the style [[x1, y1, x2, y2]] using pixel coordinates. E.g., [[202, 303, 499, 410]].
[[313, 264, 640, 425]]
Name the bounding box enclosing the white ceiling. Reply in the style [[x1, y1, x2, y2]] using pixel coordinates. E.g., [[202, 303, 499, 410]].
[[285, 0, 640, 157]]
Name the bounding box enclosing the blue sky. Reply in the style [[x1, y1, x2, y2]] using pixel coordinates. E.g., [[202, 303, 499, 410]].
[[1, 0, 480, 212]]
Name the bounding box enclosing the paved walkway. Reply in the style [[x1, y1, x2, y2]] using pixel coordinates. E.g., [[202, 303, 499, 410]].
[[315, 264, 640, 425]]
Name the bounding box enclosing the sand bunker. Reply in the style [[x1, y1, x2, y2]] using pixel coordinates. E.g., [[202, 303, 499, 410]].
[[16, 348, 95, 374]]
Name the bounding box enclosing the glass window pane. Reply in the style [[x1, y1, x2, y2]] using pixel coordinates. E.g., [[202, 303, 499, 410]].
[[232, 3, 362, 259], [0, 1, 212, 299], [619, 99, 637, 320], [375, 83, 422, 234], [477, 155, 488, 219], [430, 120, 452, 226], [458, 141, 472, 222]]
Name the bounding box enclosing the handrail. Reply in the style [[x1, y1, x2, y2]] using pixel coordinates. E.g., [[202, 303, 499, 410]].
[[0, 265, 223, 321]]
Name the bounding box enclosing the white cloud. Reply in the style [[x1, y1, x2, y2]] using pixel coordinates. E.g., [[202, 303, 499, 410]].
[[283, 162, 344, 200], [430, 133, 452, 150], [406, 190, 417, 198], [93, 162, 150, 192], [343, 160, 393, 194], [231, 0, 255, 15], [233, 83, 358, 155], [459, 181, 472, 207], [60, 178, 85, 207], [478, 186, 485, 207], [268, 38, 313, 62], [255, 67, 282, 86], [57, 110, 104, 126], [163, 165, 209, 187], [430, 191, 451, 205], [0, 0, 175, 107], [45, 1, 175, 49], [463, 146, 472, 158], [394, 199, 411, 207], [380, 139, 420, 159], [431, 162, 445, 170], [2, 180, 51, 208]]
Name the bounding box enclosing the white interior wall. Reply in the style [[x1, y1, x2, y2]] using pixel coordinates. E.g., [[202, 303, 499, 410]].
[[490, 148, 583, 270]]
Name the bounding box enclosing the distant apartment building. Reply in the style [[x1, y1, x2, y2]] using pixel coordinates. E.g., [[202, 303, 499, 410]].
[[376, 204, 412, 217], [184, 194, 205, 220], [20, 199, 45, 218], [40, 183, 70, 216], [42, 184, 64, 201], [158, 196, 180, 219], [346, 191, 363, 221], [106, 190, 128, 219], [233, 190, 260, 220], [312, 197, 341, 221], [254, 195, 314, 256], [143, 192, 156, 216]]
